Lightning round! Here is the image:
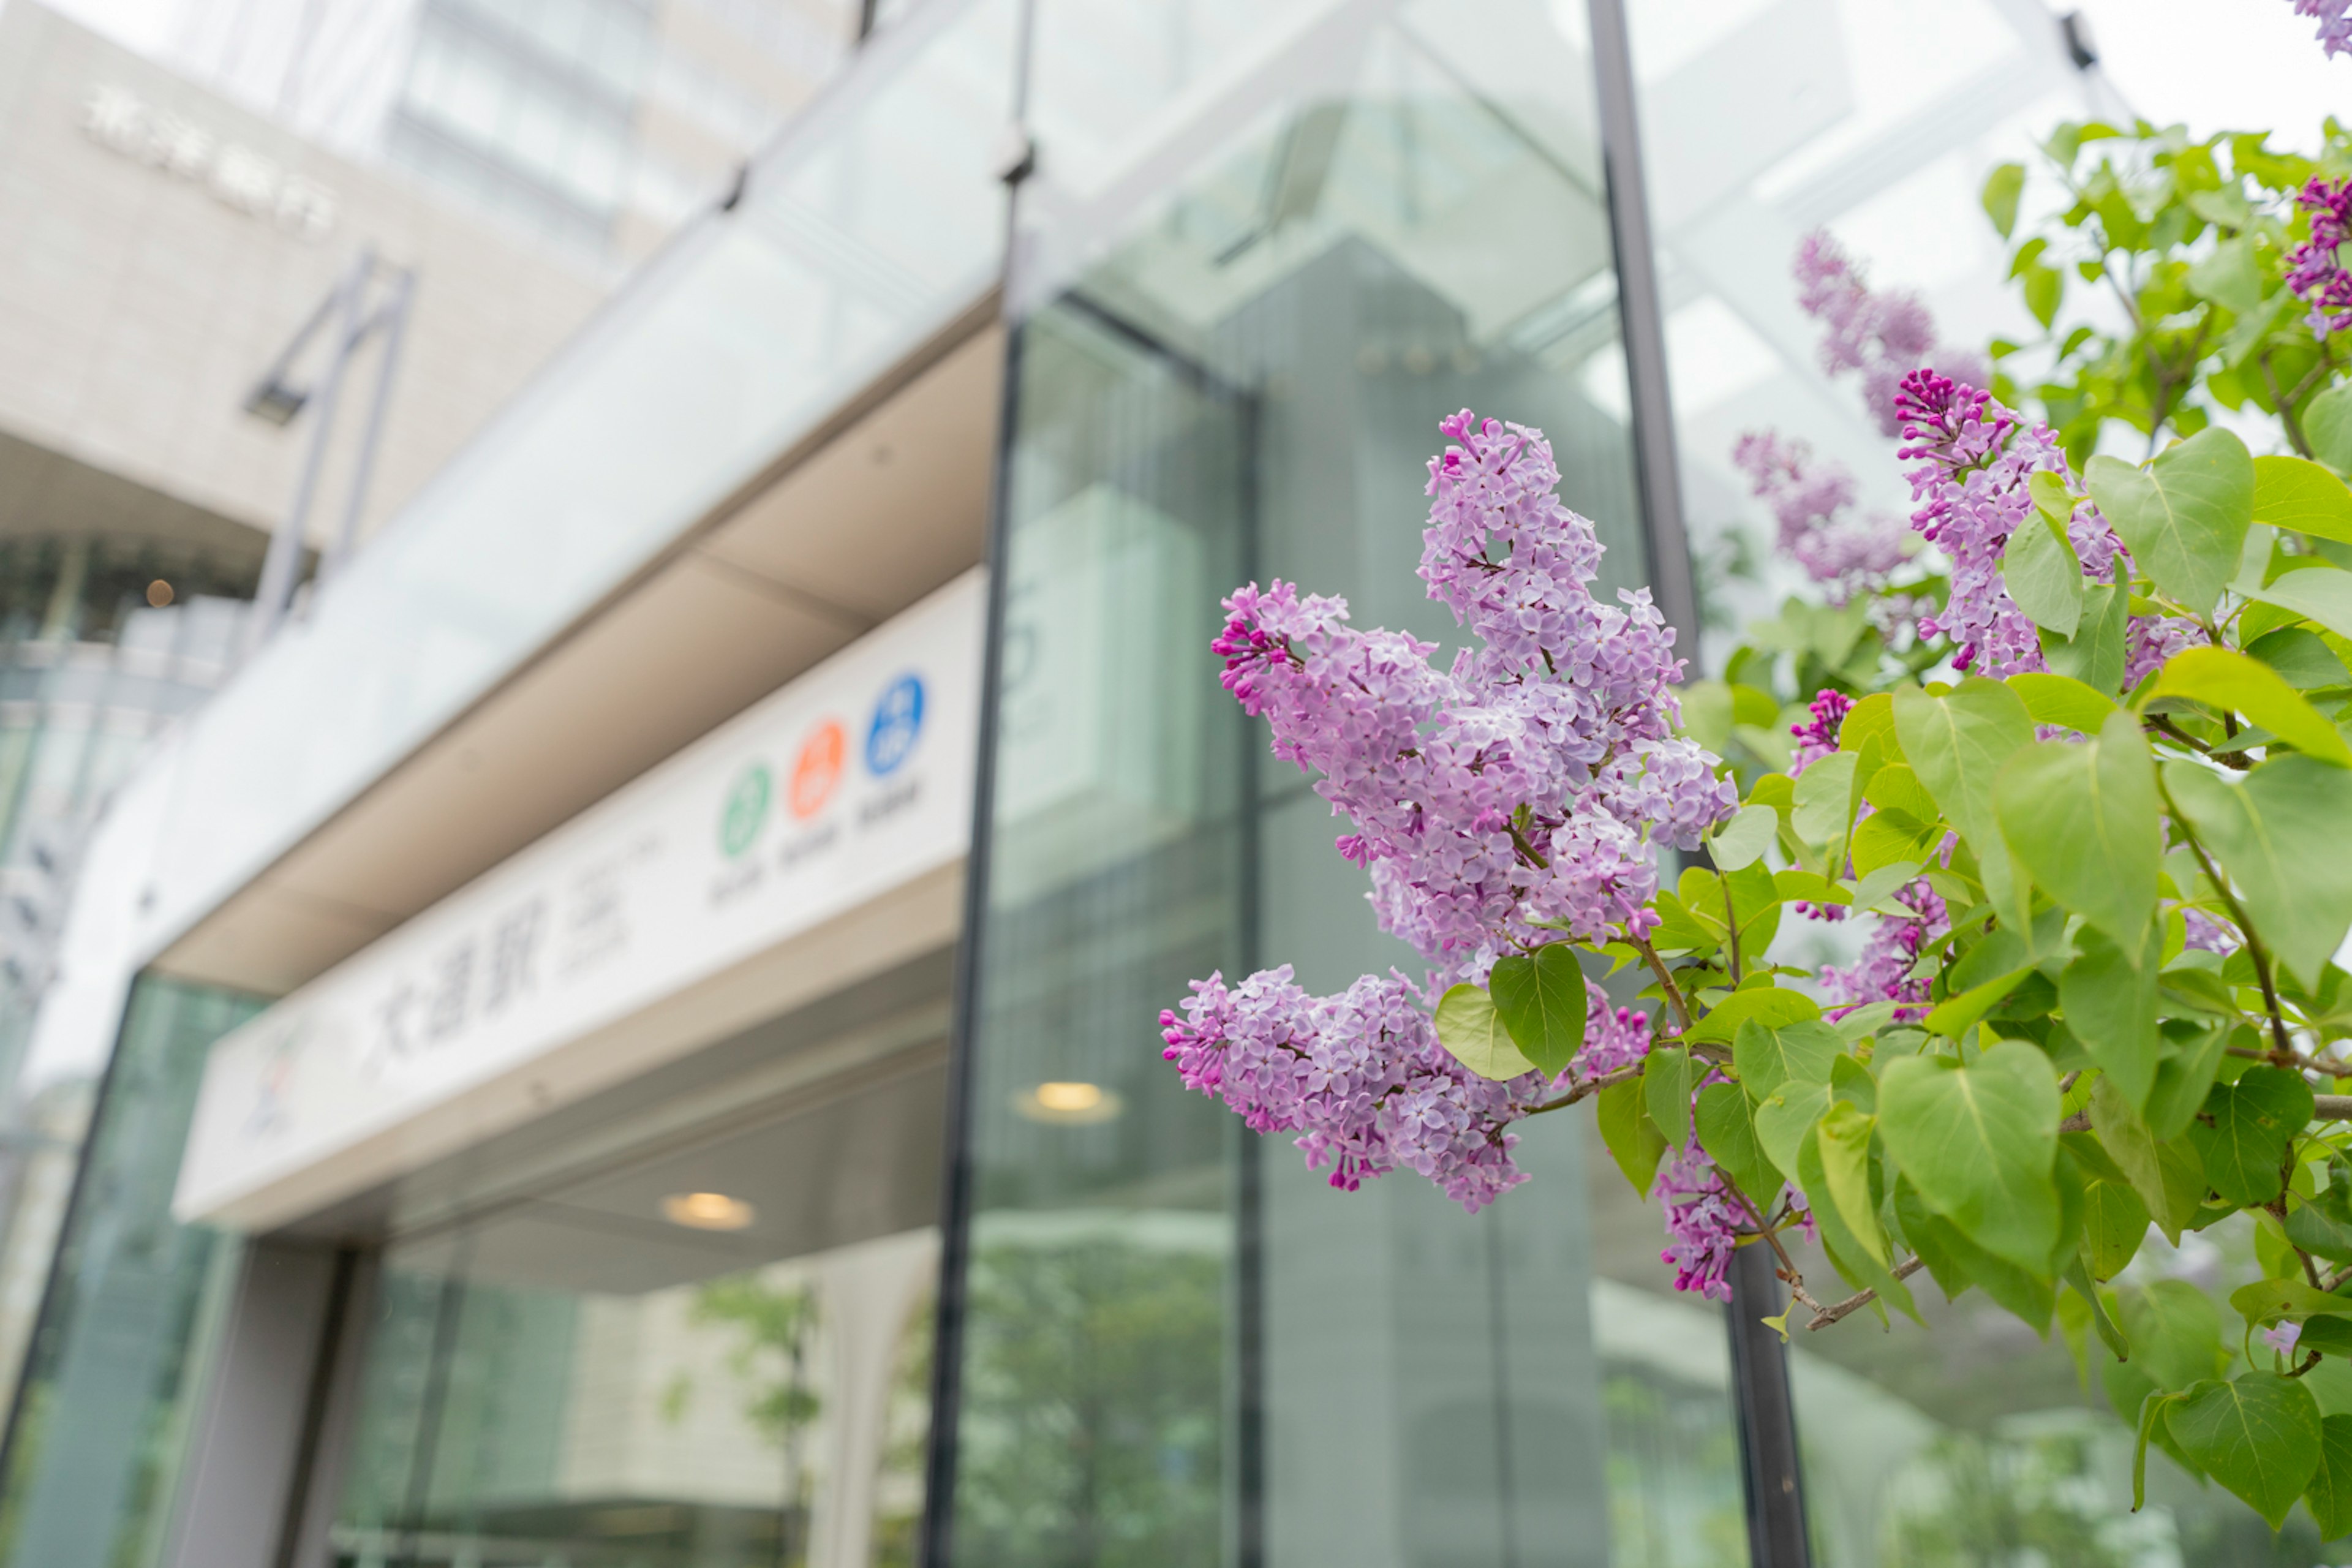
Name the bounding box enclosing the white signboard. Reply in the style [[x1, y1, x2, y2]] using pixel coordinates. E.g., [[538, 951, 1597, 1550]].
[[176, 573, 983, 1225]]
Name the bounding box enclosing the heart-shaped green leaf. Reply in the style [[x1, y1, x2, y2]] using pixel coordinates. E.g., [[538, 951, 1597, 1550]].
[[2040, 581, 2131, 696], [2164, 755, 2352, 990], [1879, 1039, 2062, 1272], [1696, 1081, 1782, 1213], [2149, 645, 2352, 767], [2120, 1279, 2226, 1392], [1895, 679, 2037, 927], [1686, 986, 1819, 1046], [2242, 563, 2352, 641], [2059, 924, 2162, 1110], [2305, 1415, 2352, 1541], [2168, 1374, 2323, 1529], [2005, 503, 2086, 635], [1596, 1077, 1666, 1196], [1645, 1044, 1697, 1148], [1706, 804, 1777, 872], [2085, 427, 2255, 616], [1996, 710, 2162, 956], [2253, 453, 2352, 546], [1734, 1018, 1843, 1103], [2188, 1066, 2315, 1207], [2009, 672, 2120, 733], [1487, 944, 1588, 1078], [1434, 984, 1536, 1082]]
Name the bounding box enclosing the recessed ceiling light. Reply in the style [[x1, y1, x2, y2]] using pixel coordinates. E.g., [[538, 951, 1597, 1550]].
[[662, 1191, 755, 1231], [1014, 1081, 1123, 1125]]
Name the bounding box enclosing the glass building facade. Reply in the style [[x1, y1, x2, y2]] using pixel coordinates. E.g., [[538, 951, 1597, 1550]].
[[0, 2, 2329, 1566]]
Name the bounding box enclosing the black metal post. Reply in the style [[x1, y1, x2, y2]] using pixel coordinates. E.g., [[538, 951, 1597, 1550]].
[[1583, 2, 1811, 1562]]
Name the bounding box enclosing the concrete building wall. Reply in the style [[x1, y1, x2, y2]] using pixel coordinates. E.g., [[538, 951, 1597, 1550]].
[[0, 2, 605, 552]]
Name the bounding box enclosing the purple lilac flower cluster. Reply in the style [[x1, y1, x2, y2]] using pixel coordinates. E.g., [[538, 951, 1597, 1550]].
[[1166, 412, 1735, 1215], [1787, 688, 1854, 777], [1821, 876, 1950, 1023], [1730, 432, 1910, 600], [2292, 0, 2352, 60], [2288, 176, 2352, 336], [1893, 369, 2205, 679], [1654, 1132, 1743, 1302], [1795, 232, 1988, 436]]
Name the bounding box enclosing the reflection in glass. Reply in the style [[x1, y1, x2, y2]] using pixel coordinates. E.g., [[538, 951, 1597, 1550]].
[[962, 1, 1749, 1561]]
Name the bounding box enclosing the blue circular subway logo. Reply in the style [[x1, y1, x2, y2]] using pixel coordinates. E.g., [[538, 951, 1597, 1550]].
[[865, 674, 925, 777]]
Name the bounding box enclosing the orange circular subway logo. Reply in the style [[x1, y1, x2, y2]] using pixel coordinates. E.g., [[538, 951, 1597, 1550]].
[[788, 719, 846, 819]]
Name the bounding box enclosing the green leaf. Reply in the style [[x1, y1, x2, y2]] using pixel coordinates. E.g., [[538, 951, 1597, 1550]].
[[1894, 1177, 1975, 1300], [2247, 627, 2352, 690], [2089, 1074, 2195, 1242], [2187, 233, 2263, 315], [2060, 924, 2162, 1110], [1487, 944, 1588, 1078], [1798, 1126, 1921, 1322], [2146, 1024, 2232, 1142], [2135, 1390, 2188, 1509], [2164, 756, 2352, 990], [2082, 1175, 2152, 1280], [1818, 1101, 1887, 1264], [1706, 803, 1776, 872], [1433, 984, 1536, 1081], [1995, 710, 2162, 954], [2308, 382, 2352, 475], [2148, 645, 2352, 767], [1644, 1044, 1697, 1148], [2242, 564, 2352, 643], [2041, 581, 2131, 696], [2305, 1415, 2352, 1541], [2168, 1374, 2323, 1529], [1754, 1077, 1832, 1185], [1734, 1018, 1841, 1102], [2121, 1279, 2227, 1392], [1983, 160, 2025, 238], [2010, 671, 2120, 733], [1596, 1077, 1667, 1196], [2228, 1276, 2352, 1325], [2085, 428, 2255, 616], [1696, 1082, 1783, 1213], [2188, 1066, 2316, 1207], [1686, 986, 1819, 1046], [1923, 965, 2035, 1041], [2005, 504, 2086, 635], [1894, 679, 2037, 927], [2253, 454, 2352, 546], [1879, 1038, 2062, 1272], [1791, 750, 1860, 848], [2022, 259, 2062, 328], [2287, 1178, 2352, 1265]]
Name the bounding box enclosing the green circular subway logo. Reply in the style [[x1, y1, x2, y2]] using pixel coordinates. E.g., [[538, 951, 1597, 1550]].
[[718, 763, 772, 858]]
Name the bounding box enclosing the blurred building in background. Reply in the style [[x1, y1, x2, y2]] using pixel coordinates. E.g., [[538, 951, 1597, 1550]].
[[0, 2, 2320, 1568], [157, 0, 867, 263], [0, 0, 604, 1431]]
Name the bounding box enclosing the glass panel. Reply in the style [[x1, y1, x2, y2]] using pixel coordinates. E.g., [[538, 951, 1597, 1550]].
[[0, 976, 265, 1568], [1622, 0, 2332, 1558], [959, 2, 1745, 1562], [134, 0, 1019, 964], [327, 962, 951, 1568]]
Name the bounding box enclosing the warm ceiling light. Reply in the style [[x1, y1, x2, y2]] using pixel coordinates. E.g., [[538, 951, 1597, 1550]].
[[1036, 1081, 1101, 1111], [1014, 1081, 1123, 1125], [146, 579, 173, 608], [662, 1191, 755, 1231]]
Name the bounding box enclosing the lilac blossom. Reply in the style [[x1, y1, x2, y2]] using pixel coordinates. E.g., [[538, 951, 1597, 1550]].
[[2288, 176, 2352, 336], [1787, 688, 1854, 777], [1654, 1135, 1742, 1302], [1821, 878, 1950, 1023], [1168, 412, 1734, 1218], [1795, 231, 1989, 435], [2264, 1321, 2305, 1357], [1731, 432, 1910, 600], [2183, 910, 2243, 955], [2291, 1, 2352, 61]]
